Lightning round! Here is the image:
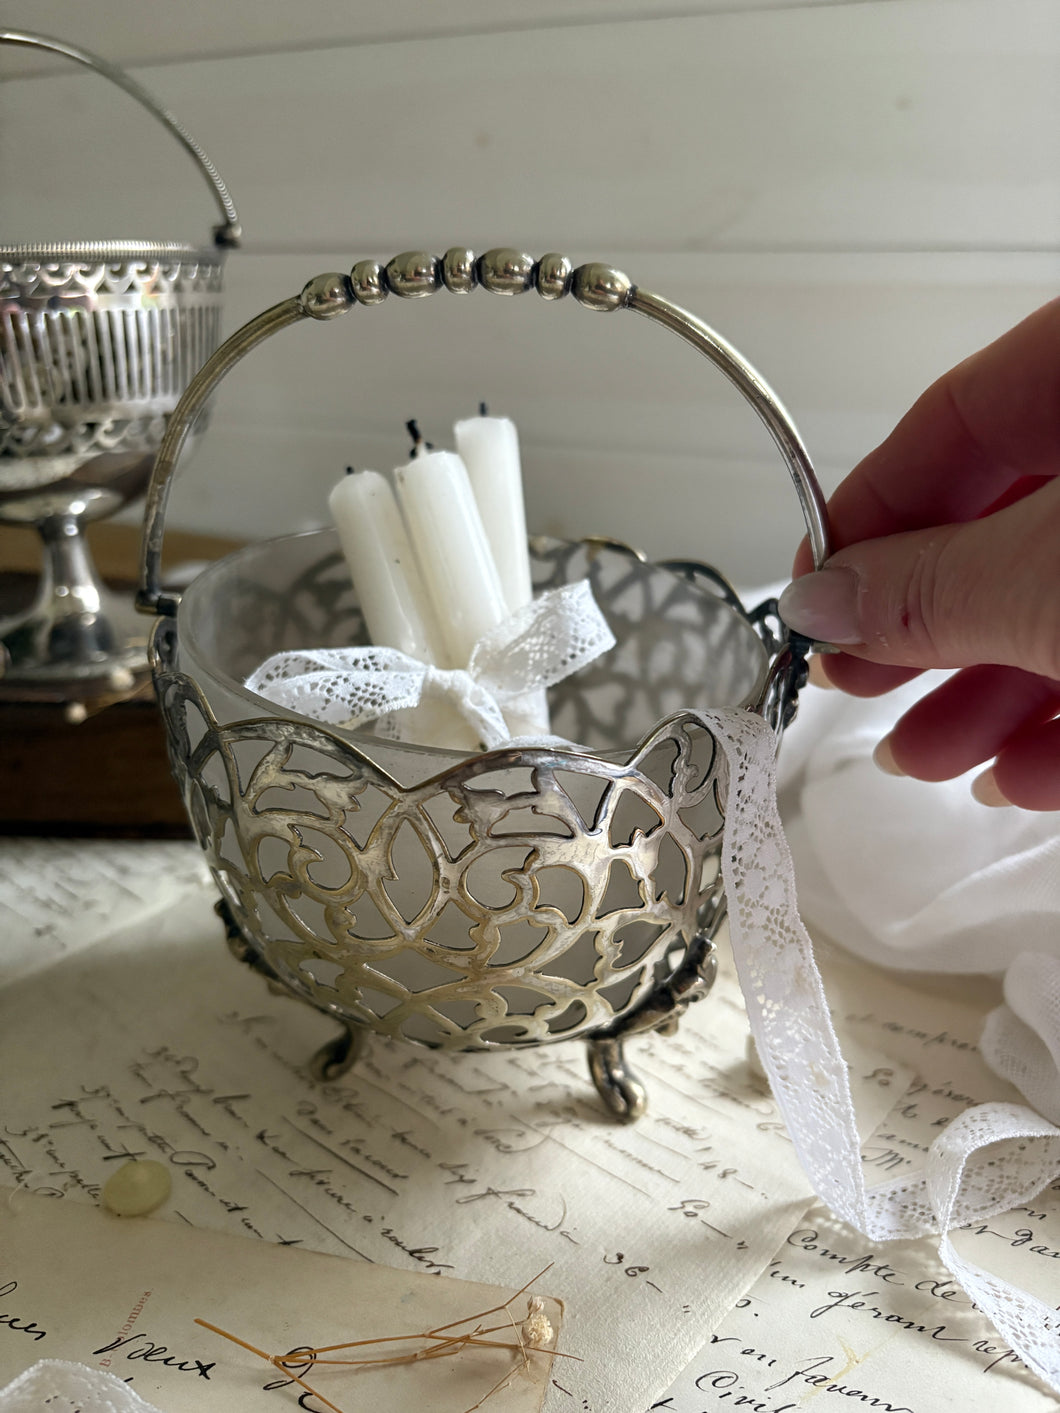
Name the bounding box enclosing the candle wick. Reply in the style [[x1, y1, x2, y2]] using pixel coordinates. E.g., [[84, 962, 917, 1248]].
[[406, 419, 425, 458], [344, 465, 355, 476], [478, 401, 488, 417]]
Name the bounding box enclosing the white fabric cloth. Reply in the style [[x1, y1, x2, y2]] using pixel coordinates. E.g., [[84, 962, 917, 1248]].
[[0, 1360, 163, 1411], [706, 706, 1060, 1394], [777, 673, 1060, 975], [982, 954, 1060, 1127], [775, 672, 1060, 1127]]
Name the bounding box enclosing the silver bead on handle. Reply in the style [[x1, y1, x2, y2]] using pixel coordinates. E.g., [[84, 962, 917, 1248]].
[[138, 249, 830, 613]]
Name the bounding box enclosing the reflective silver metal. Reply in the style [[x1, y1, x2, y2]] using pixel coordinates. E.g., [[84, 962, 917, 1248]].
[[536, 252, 573, 301], [385, 251, 441, 299], [442, 247, 477, 294], [478, 248, 535, 295], [350, 260, 389, 306], [138, 250, 831, 1120], [572, 262, 634, 312], [0, 29, 238, 693], [300, 272, 353, 321]]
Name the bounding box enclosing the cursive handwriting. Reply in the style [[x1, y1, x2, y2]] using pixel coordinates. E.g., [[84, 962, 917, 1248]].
[[0, 1279, 47, 1343], [92, 1331, 214, 1379], [764, 1355, 915, 1410]]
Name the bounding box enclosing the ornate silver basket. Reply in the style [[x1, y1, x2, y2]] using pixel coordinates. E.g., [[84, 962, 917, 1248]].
[[138, 249, 830, 1121], [0, 29, 240, 693]]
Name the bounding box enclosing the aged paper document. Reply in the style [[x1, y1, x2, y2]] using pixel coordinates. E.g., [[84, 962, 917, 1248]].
[[0, 1191, 560, 1412], [0, 885, 898, 1411], [0, 838, 207, 987], [652, 943, 1060, 1412]]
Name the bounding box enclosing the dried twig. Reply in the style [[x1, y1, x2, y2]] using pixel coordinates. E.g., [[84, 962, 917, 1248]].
[[195, 1263, 574, 1413]]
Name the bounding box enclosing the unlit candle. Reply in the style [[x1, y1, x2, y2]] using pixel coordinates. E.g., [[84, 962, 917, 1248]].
[[328, 468, 446, 665], [394, 449, 508, 669], [453, 413, 533, 614]]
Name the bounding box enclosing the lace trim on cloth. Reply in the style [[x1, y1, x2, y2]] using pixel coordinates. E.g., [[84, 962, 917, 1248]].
[[0, 1360, 164, 1411], [704, 706, 1060, 1393]]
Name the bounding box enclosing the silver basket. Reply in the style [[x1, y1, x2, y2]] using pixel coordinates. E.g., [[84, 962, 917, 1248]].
[[0, 29, 240, 693], [138, 249, 830, 1122]]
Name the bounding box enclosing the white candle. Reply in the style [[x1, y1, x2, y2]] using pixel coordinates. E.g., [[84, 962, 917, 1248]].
[[454, 412, 549, 737], [394, 449, 509, 669], [453, 412, 532, 614], [328, 468, 478, 752], [328, 468, 446, 664]]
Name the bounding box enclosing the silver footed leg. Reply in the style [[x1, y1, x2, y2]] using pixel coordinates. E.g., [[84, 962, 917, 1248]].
[[309, 1025, 365, 1082], [587, 1036, 647, 1124]]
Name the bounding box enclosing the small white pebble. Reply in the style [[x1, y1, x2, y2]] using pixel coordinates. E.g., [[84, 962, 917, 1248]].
[[102, 1159, 171, 1217]]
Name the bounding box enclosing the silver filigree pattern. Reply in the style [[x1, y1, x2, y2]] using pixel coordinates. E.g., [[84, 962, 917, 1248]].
[[155, 651, 728, 1052], [135, 250, 825, 1117], [1, 255, 224, 467]]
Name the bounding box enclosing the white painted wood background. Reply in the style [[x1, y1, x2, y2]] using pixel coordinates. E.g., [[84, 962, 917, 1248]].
[[2, 0, 1057, 581]]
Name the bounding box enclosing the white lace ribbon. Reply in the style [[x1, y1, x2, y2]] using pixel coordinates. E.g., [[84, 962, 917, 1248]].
[[703, 706, 1060, 1393], [247, 620, 1060, 1384], [245, 579, 615, 748], [0, 1360, 163, 1411]]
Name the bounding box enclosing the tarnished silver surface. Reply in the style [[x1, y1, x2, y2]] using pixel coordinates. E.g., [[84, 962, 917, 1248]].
[[350, 260, 388, 306], [300, 272, 353, 320], [0, 29, 237, 690], [536, 252, 573, 300], [441, 247, 477, 294], [138, 249, 831, 1117], [572, 262, 634, 312], [155, 650, 729, 1054], [140, 250, 830, 612], [478, 248, 535, 295], [1, 256, 225, 476], [149, 531, 745, 1120], [385, 251, 441, 298]]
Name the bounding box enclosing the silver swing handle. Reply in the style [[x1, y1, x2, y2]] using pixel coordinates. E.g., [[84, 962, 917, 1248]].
[[137, 248, 831, 614], [1, 28, 241, 248]]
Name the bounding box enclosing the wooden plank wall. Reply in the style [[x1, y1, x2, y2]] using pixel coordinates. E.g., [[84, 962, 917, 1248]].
[[2, 0, 1057, 582]]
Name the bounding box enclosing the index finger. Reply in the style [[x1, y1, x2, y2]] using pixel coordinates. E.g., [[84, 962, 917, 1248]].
[[794, 296, 1060, 575]]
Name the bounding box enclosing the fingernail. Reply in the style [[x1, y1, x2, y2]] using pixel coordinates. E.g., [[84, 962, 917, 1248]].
[[778, 568, 862, 645], [971, 768, 1012, 808], [873, 735, 906, 777], [807, 656, 837, 690]]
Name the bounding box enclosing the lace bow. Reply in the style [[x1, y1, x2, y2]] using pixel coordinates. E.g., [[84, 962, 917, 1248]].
[[245, 579, 615, 748]]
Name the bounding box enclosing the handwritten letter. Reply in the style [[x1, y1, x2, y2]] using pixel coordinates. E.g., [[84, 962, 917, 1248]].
[[0, 888, 898, 1411]]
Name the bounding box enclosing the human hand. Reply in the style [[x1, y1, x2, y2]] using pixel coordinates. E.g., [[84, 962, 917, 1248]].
[[778, 297, 1060, 810]]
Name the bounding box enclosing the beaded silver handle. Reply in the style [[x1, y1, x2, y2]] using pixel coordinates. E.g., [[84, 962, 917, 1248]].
[[137, 248, 830, 612], [1, 28, 241, 247]]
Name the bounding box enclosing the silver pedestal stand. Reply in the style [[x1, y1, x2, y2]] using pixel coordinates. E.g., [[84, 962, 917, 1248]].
[[0, 28, 240, 699]]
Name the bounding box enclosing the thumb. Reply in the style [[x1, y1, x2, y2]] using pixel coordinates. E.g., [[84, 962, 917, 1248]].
[[778, 480, 1060, 678]]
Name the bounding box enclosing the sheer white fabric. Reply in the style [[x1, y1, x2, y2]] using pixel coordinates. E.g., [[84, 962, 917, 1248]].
[[777, 674, 1060, 975], [981, 953, 1060, 1128], [774, 673, 1060, 1144], [0, 1360, 163, 1411]]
